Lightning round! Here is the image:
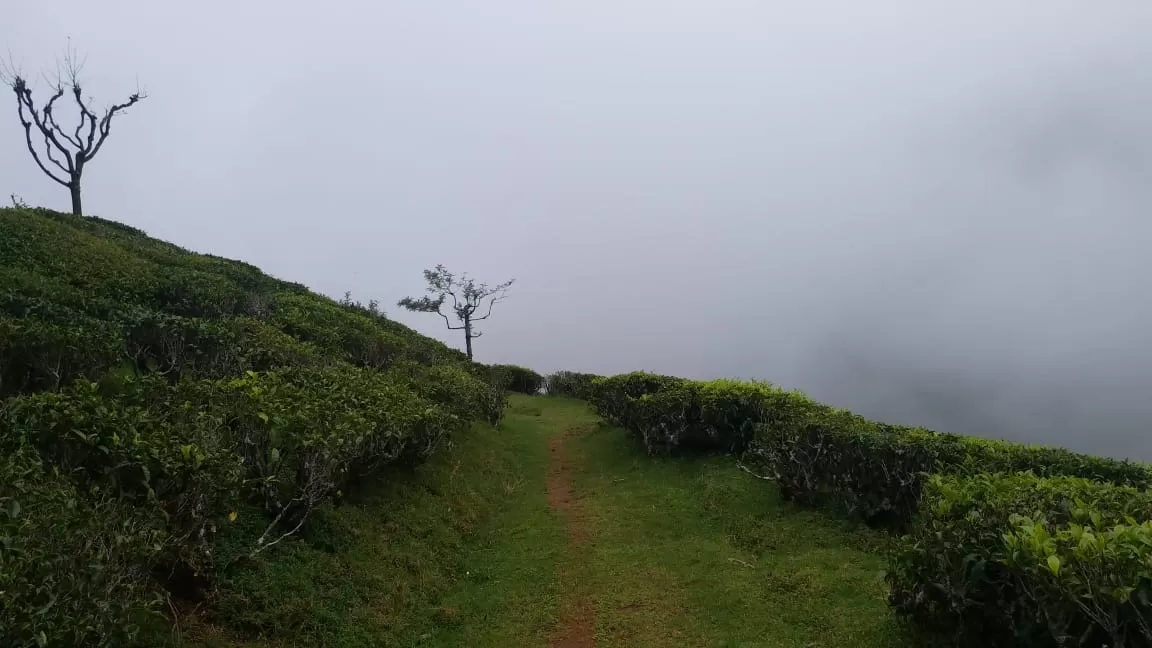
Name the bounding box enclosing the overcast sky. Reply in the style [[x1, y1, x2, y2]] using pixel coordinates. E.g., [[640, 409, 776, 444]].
[[4, 1, 1152, 458]]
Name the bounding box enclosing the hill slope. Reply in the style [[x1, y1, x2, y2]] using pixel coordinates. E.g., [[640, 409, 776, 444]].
[[0, 206, 502, 647], [0, 205, 471, 396]]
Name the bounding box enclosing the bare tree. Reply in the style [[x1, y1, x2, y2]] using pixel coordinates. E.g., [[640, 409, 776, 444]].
[[0, 44, 145, 216], [398, 265, 514, 360]]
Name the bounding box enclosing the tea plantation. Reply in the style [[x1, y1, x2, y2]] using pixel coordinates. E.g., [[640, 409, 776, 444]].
[[2, 206, 1150, 646]]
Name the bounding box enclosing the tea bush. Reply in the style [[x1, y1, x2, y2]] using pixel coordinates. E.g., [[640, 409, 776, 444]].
[[489, 364, 544, 394], [586, 371, 686, 429], [399, 362, 508, 427], [543, 370, 602, 399], [889, 472, 1152, 647], [0, 442, 166, 648], [0, 314, 124, 397], [0, 206, 510, 645], [749, 413, 1152, 529], [583, 373, 819, 454]]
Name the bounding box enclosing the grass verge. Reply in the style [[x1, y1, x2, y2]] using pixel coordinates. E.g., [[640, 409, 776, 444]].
[[181, 410, 565, 648], [570, 402, 907, 647]]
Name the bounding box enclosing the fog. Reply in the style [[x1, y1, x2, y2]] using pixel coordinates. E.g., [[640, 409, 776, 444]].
[[3, 2, 1151, 458]]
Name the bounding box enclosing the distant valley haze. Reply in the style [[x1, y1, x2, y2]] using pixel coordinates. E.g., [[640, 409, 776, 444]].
[[3, 0, 1151, 458]]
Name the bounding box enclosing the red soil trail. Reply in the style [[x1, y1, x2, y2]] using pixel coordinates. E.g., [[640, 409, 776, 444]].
[[546, 426, 595, 648]]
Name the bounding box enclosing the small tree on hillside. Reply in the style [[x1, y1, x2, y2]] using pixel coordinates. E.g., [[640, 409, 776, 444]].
[[398, 265, 514, 360], [0, 44, 145, 216]]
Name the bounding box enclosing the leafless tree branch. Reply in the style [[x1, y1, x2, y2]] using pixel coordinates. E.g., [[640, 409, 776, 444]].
[[89, 88, 145, 160], [2, 43, 146, 215], [13, 81, 70, 187]]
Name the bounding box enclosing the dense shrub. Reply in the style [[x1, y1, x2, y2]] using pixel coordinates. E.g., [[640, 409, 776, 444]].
[[0, 207, 158, 304], [543, 370, 602, 399], [236, 317, 325, 371], [629, 379, 826, 455], [489, 364, 544, 394], [0, 442, 165, 647], [399, 362, 508, 427], [0, 267, 122, 322], [207, 367, 456, 521], [2, 377, 245, 583], [0, 314, 124, 398], [0, 363, 480, 610], [0, 207, 467, 401], [120, 309, 246, 380], [585, 374, 820, 455], [152, 266, 246, 318], [586, 371, 686, 429], [0, 206, 509, 646], [269, 291, 460, 369], [889, 472, 1152, 647], [748, 411, 1152, 529]]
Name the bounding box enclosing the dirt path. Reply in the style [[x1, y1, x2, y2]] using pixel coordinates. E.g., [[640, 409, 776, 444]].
[[547, 425, 595, 648]]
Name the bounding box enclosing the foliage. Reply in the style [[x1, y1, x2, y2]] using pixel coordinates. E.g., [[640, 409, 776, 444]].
[[749, 411, 1152, 530], [0, 442, 166, 648], [488, 364, 544, 395], [397, 264, 514, 360], [186, 397, 561, 648], [543, 371, 602, 399], [888, 472, 1152, 647], [0, 206, 511, 645], [0, 206, 468, 399], [0, 314, 123, 398], [585, 371, 686, 430], [401, 362, 509, 427], [583, 373, 820, 455], [581, 369, 1152, 645], [581, 371, 1151, 526]]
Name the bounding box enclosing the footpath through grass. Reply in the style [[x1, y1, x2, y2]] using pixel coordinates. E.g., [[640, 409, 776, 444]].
[[187, 395, 904, 647]]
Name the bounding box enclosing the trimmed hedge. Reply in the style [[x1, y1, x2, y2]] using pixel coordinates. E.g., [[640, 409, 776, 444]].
[[580, 371, 1152, 525], [488, 364, 544, 395], [0, 206, 470, 401], [0, 363, 491, 644], [586, 371, 686, 431], [0, 442, 165, 648], [749, 413, 1152, 529], [889, 473, 1152, 647], [543, 371, 602, 399]]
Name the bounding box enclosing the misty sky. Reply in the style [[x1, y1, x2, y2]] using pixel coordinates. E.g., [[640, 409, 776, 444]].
[[4, 2, 1152, 458]]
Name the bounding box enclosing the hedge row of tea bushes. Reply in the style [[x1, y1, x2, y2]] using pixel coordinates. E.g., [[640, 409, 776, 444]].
[[543, 370, 601, 400], [487, 364, 544, 394], [0, 207, 505, 647], [0, 207, 469, 399], [566, 370, 1152, 646]]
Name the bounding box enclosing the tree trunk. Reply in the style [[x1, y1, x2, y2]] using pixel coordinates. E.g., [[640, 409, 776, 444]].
[[68, 178, 82, 216], [463, 318, 474, 360]]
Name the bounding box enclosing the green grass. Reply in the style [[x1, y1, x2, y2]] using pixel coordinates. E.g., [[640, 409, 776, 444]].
[[185, 395, 904, 647], [181, 411, 566, 648], [567, 400, 906, 647]]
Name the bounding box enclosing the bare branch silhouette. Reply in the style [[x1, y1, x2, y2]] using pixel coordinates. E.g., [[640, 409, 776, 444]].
[[2, 43, 145, 215]]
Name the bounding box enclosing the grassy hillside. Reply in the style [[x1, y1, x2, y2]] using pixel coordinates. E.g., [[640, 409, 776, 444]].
[[0, 206, 505, 647]]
